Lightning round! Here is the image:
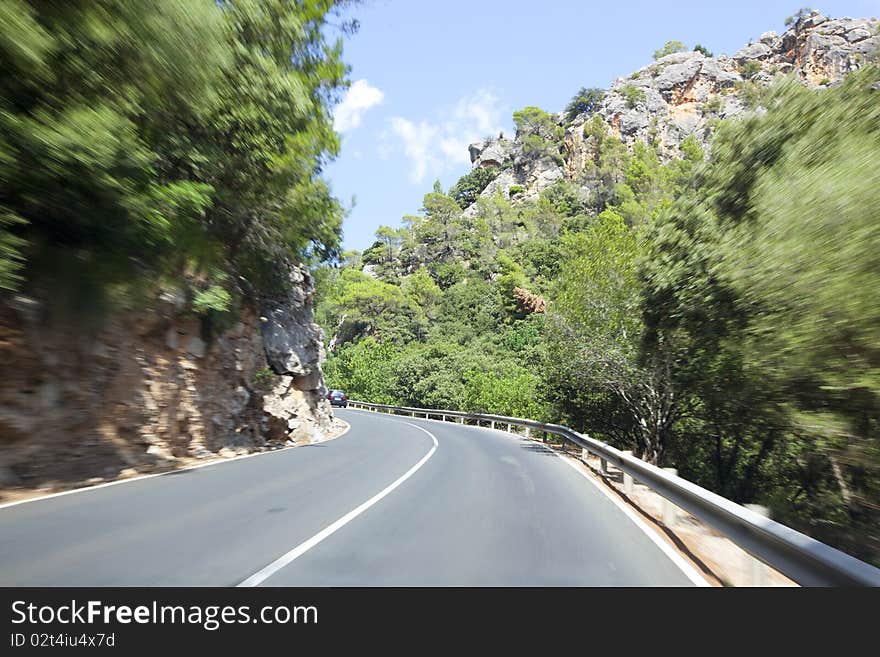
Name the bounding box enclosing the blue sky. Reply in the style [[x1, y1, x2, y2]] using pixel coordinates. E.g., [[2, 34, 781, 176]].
[[327, 0, 880, 252]]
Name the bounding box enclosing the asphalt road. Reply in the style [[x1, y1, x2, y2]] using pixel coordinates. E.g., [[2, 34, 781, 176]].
[[0, 409, 698, 586]]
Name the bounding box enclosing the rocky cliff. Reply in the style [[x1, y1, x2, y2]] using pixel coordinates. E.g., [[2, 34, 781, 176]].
[[467, 12, 879, 203], [0, 264, 338, 496]]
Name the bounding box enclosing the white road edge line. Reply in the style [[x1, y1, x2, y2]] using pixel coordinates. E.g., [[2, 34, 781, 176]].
[[350, 409, 710, 586], [237, 421, 439, 587], [555, 451, 711, 587], [0, 421, 352, 512]]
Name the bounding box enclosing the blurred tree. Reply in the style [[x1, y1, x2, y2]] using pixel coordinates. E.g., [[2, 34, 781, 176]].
[[0, 0, 353, 309]]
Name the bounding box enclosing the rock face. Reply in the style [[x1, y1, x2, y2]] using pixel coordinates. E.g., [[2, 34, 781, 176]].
[[261, 264, 324, 380], [464, 12, 879, 205], [468, 139, 513, 169], [586, 12, 879, 159], [513, 287, 546, 314], [260, 263, 334, 445], [0, 263, 335, 493]]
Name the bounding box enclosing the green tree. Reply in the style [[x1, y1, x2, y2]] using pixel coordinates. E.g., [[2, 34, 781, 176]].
[[620, 84, 646, 109], [401, 183, 464, 265], [641, 68, 880, 562], [0, 0, 353, 311], [785, 7, 814, 26], [653, 40, 687, 60], [324, 337, 397, 403], [402, 267, 441, 320], [548, 210, 682, 462], [512, 106, 564, 162], [449, 166, 499, 209], [564, 87, 605, 122]]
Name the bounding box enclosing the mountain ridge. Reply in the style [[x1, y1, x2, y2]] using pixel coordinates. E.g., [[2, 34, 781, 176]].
[[463, 10, 879, 207]]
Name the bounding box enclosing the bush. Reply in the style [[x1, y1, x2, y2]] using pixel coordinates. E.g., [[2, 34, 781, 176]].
[[653, 40, 687, 60], [508, 185, 525, 198], [620, 85, 646, 109], [193, 284, 232, 315], [252, 367, 275, 392], [564, 87, 604, 122], [449, 167, 499, 209], [513, 106, 564, 160], [740, 60, 762, 79], [693, 44, 714, 57], [785, 7, 814, 26]]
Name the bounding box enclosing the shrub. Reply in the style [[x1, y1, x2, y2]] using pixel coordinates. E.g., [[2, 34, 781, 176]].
[[693, 44, 714, 57], [653, 40, 687, 60], [193, 285, 232, 314], [740, 60, 762, 79], [449, 166, 499, 209], [784, 7, 814, 26], [705, 95, 723, 113], [508, 185, 525, 198], [564, 87, 605, 122], [513, 106, 565, 159], [252, 367, 275, 392], [620, 85, 646, 109]]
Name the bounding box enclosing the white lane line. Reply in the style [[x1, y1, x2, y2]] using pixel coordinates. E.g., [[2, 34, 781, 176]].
[[237, 422, 439, 587], [344, 410, 708, 586], [554, 451, 710, 587], [0, 421, 352, 512]]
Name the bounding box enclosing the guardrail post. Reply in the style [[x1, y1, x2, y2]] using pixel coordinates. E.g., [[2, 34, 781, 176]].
[[600, 457, 608, 474], [507, 423, 512, 433], [490, 420, 495, 430], [662, 468, 678, 526], [442, 414, 446, 422], [744, 505, 770, 586], [581, 447, 589, 462], [622, 451, 634, 494]]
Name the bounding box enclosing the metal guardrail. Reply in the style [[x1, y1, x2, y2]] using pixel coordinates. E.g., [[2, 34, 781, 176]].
[[347, 400, 880, 587]]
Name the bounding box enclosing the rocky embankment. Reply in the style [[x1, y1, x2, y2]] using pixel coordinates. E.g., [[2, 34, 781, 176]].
[[0, 263, 340, 497], [467, 12, 879, 203]]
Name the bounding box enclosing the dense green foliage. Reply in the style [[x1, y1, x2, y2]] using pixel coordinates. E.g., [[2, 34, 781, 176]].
[[317, 68, 880, 565], [564, 87, 605, 122], [0, 0, 352, 319], [641, 70, 880, 560], [448, 166, 500, 209], [512, 106, 565, 163]]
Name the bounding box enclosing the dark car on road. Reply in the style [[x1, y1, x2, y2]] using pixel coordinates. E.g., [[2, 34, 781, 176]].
[[327, 389, 348, 407]]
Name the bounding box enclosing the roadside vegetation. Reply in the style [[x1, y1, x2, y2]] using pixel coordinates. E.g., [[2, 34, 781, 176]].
[[0, 0, 353, 325], [317, 67, 880, 565]]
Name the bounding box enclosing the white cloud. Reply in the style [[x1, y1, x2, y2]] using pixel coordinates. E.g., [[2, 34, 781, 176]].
[[376, 139, 393, 160], [334, 79, 384, 132], [389, 117, 438, 184], [388, 89, 507, 184]]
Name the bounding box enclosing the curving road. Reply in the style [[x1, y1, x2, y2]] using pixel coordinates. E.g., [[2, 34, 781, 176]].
[[0, 409, 701, 586]]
